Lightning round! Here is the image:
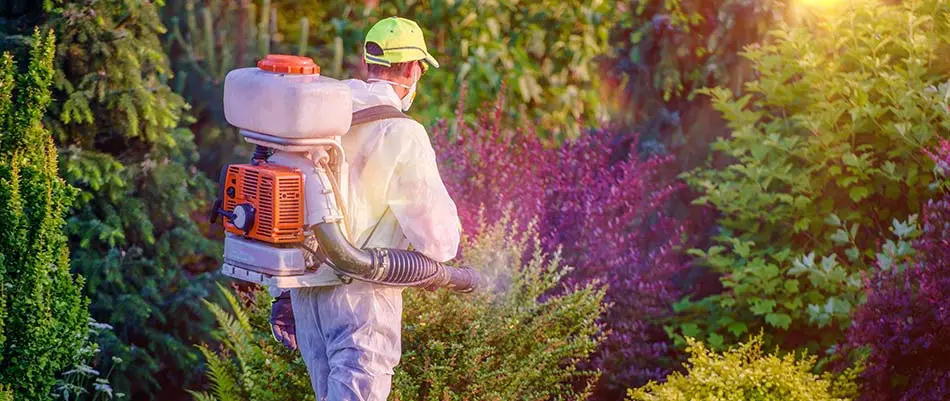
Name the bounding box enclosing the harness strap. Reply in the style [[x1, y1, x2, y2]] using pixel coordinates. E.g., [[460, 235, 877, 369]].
[[350, 105, 412, 126]]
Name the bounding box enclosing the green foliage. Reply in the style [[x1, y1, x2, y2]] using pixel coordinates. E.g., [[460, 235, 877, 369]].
[[188, 284, 310, 401], [248, 0, 613, 139], [51, 320, 126, 401], [392, 218, 606, 400], [627, 334, 854, 401], [193, 218, 606, 401], [0, 1, 222, 399], [0, 28, 89, 401], [167, 0, 296, 84], [620, 0, 781, 101], [607, 0, 785, 167], [677, 0, 950, 354], [162, 0, 317, 173]]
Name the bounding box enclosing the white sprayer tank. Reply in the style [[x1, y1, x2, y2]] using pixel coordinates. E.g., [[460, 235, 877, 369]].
[[220, 55, 351, 290], [223, 55, 353, 138]]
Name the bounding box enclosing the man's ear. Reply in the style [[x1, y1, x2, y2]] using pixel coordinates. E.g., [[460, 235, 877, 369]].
[[407, 61, 423, 81]]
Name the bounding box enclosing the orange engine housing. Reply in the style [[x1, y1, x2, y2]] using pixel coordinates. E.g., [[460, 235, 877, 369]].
[[222, 163, 305, 243]]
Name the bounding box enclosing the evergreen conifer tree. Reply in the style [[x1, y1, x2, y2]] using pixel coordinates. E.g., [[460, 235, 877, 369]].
[[2, 1, 220, 399], [0, 28, 89, 401]]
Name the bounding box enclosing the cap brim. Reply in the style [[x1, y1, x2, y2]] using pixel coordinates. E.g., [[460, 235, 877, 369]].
[[424, 54, 440, 69]]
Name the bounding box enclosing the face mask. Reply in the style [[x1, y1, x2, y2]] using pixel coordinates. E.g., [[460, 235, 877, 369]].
[[368, 70, 419, 111], [402, 80, 418, 111]]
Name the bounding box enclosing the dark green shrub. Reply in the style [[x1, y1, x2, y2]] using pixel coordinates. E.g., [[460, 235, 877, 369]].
[[162, 0, 315, 174], [0, 28, 89, 401], [192, 218, 607, 401], [627, 334, 856, 401], [2, 1, 221, 399], [676, 0, 950, 354]]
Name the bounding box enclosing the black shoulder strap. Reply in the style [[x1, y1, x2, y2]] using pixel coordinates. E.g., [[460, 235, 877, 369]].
[[351, 105, 413, 126], [359, 205, 391, 249]]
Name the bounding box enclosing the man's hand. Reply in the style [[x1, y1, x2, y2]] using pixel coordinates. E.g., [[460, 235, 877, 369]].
[[270, 291, 297, 350]]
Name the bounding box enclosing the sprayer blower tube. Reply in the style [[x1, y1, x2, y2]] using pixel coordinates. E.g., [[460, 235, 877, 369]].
[[312, 222, 479, 293]]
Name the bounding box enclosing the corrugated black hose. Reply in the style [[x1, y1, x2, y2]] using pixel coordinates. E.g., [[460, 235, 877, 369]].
[[305, 222, 478, 293]]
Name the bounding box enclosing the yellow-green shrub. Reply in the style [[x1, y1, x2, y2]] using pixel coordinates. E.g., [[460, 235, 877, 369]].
[[628, 334, 852, 401]]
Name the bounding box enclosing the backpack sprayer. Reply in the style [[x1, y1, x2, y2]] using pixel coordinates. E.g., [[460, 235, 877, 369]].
[[209, 55, 479, 295]]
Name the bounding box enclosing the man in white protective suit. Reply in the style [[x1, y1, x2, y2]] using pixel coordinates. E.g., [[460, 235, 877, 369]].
[[268, 16, 462, 401]]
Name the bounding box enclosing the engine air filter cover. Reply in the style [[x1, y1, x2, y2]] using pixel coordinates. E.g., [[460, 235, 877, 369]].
[[222, 163, 305, 243]]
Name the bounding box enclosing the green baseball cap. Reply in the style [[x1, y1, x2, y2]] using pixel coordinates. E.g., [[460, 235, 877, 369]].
[[364, 17, 440, 71]]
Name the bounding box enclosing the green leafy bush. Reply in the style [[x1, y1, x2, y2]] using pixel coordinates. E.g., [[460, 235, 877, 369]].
[[677, 0, 950, 353], [627, 334, 855, 401], [393, 218, 605, 400], [0, 28, 89, 401], [235, 0, 613, 139], [192, 217, 607, 401]]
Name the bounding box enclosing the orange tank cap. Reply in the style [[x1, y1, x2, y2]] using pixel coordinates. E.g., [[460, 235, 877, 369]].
[[257, 54, 321, 75]]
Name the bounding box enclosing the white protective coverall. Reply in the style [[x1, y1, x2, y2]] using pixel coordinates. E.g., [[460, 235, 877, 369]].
[[290, 79, 461, 401]]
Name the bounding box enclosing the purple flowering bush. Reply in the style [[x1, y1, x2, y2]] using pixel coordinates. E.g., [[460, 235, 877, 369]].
[[432, 90, 694, 396], [845, 140, 950, 401]]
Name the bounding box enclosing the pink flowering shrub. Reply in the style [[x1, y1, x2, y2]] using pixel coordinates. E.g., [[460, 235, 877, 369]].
[[432, 90, 694, 396], [845, 140, 950, 401]]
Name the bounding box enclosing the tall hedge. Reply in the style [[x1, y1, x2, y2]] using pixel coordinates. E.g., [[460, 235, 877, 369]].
[[2, 1, 220, 399], [0, 28, 89, 401]]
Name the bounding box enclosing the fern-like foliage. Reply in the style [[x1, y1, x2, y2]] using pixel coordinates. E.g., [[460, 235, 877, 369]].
[[188, 284, 310, 401]]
